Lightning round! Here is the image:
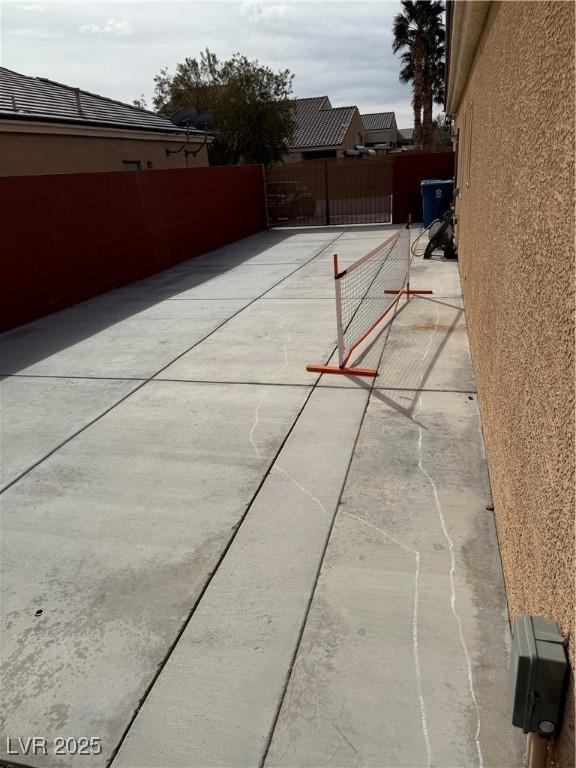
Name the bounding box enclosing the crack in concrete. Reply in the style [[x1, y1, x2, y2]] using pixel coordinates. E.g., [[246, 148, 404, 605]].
[[249, 313, 328, 518], [248, 313, 291, 460], [415, 306, 484, 768], [344, 511, 431, 768]]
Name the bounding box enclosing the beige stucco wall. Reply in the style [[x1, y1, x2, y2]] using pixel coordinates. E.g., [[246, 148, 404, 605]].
[[453, 3, 574, 765], [364, 114, 398, 148], [339, 110, 365, 155], [0, 125, 209, 176], [364, 127, 397, 146]]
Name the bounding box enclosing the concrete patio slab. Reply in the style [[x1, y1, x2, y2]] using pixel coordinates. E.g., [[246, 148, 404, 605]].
[[96, 261, 230, 297], [193, 244, 326, 266], [0, 380, 309, 768], [0, 224, 516, 768], [0, 376, 140, 488], [265, 262, 342, 299], [374, 297, 475, 392], [192, 238, 340, 267], [335, 225, 401, 241], [156, 298, 336, 385], [269, 228, 346, 242], [408, 258, 464, 297], [106, 262, 300, 301], [312, 226, 407, 261], [314, 296, 473, 393], [0, 298, 249, 378], [265, 390, 517, 768], [313, 247, 406, 265], [266, 239, 418, 303], [115, 386, 368, 768]]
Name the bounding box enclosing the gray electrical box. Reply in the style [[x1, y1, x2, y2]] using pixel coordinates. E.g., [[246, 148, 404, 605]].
[[511, 615, 568, 735]]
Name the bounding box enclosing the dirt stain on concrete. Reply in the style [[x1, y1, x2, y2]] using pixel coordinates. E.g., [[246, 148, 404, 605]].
[[409, 321, 463, 332]]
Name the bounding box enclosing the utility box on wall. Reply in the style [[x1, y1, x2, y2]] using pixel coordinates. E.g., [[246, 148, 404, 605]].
[[511, 615, 569, 736]]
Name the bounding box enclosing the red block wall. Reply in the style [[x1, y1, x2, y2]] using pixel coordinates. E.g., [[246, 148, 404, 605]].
[[392, 150, 455, 223], [0, 166, 267, 332]]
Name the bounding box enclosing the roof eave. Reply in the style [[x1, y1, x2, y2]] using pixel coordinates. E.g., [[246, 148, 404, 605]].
[[0, 110, 208, 137], [289, 144, 341, 152], [446, 0, 492, 114]]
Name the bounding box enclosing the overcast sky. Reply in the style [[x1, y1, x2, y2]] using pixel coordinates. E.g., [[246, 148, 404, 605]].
[[1, 0, 417, 126]]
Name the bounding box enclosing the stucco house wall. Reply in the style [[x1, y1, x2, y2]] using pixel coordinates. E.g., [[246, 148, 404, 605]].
[[364, 114, 399, 148], [0, 122, 208, 176], [450, 2, 574, 764], [364, 127, 397, 147], [336, 110, 366, 157], [284, 105, 366, 163]]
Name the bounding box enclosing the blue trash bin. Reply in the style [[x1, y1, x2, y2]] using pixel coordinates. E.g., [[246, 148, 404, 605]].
[[420, 179, 453, 227]]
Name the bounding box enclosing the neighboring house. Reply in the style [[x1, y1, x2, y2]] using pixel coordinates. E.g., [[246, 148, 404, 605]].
[[361, 112, 398, 149], [397, 127, 414, 147], [446, 2, 574, 766], [285, 96, 365, 162], [0, 67, 210, 176]]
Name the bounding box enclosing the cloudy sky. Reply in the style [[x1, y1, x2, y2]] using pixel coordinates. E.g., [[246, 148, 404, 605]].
[[1, 0, 416, 126]]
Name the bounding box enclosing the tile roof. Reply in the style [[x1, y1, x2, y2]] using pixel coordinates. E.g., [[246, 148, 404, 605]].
[[398, 127, 414, 140], [294, 96, 331, 122], [291, 97, 358, 150], [0, 67, 198, 134], [361, 112, 395, 131]]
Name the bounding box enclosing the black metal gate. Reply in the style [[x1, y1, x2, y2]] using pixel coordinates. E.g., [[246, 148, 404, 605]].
[[265, 156, 393, 227]]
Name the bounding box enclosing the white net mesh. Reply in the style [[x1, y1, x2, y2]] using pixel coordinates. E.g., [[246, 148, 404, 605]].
[[337, 227, 410, 365]]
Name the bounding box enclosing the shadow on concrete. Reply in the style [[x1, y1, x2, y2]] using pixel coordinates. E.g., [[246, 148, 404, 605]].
[[332, 294, 465, 426], [0, 228, 322, 376]]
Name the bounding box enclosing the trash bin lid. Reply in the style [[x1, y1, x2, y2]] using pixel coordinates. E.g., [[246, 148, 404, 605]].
[[421, 179, 452, 187]]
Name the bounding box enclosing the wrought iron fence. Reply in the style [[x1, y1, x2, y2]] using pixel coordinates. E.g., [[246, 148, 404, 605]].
[[265, 157, 394, 227]]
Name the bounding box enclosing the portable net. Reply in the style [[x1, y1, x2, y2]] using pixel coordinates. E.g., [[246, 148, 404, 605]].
[[306, 221, 431, 377], [337, 227, 410, 366]]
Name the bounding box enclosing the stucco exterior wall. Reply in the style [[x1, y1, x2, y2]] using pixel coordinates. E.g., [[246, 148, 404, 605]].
[[364, 127, 397, 147], [339, 110, 365, 155], [453, 3, 574, 764], [0, 126, 208, 176]]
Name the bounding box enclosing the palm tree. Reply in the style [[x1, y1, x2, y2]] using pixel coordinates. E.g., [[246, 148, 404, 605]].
[[422, 25, 445, 147], [398, 50, 419, 142], [392, 0, 445, 149]]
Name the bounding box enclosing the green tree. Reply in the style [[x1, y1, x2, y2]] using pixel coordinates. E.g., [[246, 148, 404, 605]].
[[393, 0, 445, 149], [132, 94, 148, 110], [152, 49, 296, 166], [432, 113, 452, 148]]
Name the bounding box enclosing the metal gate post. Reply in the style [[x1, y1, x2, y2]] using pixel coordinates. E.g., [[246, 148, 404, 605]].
[[325, 160, 330, 226], [333, 254, 345, 366], [262, 164, 270, 228]]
